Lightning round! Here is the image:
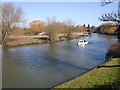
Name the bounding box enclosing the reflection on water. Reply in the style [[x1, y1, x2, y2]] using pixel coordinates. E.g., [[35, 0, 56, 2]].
[[2, 33, 117, 88], [77, 44, 86, 47]]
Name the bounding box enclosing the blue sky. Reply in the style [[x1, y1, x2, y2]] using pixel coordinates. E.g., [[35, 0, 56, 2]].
[[12, 2, 118, 27]]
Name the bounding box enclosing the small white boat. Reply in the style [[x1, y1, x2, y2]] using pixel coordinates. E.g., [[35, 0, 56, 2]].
[[77, 40, 88, 45]]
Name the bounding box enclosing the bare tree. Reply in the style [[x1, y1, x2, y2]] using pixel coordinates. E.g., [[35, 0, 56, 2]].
[[63, 19, 75, 39], [99, 1, 120, 40], [2, 3, 23, 46], [45, 16, 58, 42]]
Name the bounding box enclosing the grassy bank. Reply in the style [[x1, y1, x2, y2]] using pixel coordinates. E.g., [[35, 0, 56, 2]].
[[53, 58, 120, 89]]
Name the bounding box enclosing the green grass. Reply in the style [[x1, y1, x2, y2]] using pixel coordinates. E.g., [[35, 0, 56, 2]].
[[53, 58, 120, 89]]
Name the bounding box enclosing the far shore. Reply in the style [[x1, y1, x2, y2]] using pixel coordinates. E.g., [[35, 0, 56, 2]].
[[3, 33, 89, 47]]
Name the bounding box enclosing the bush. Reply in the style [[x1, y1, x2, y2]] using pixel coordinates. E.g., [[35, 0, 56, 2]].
[[106, 43, 120, 59], [96, 22, 117, 35]]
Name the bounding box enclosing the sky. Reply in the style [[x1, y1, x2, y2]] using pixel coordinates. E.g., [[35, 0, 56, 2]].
[[10, 2, 118, 27]]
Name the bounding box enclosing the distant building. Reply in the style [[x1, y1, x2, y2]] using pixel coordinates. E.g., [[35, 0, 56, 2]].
[[35, 32, 47, 35], [37, 32, 47, 35]]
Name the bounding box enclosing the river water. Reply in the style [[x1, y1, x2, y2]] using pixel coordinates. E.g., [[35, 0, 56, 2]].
[[2, 33, 117, 88]]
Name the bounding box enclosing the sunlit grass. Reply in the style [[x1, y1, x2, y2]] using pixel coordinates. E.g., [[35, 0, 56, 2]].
[[53, 58, 120, 89]]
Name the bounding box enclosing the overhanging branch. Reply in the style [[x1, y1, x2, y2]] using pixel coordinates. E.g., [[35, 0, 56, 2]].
[[99, 11, 120, 24]]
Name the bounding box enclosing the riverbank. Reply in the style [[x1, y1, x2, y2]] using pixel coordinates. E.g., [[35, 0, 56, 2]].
[[4, 34, 89, 47], [53, 58, 120, 89], [4, 36, 49, 47]]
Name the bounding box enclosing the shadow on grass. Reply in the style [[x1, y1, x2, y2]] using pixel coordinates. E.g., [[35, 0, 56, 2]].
[[97, 65, 120, 68], [90, 83, 120, 90]]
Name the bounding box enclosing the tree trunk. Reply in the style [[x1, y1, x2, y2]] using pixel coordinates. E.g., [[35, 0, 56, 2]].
[[118, 2, 120, 42], [118, 25, 120, 42]]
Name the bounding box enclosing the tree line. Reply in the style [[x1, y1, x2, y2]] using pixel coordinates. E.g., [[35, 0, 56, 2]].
[[92, 22, 117, 35], [0, 3, 119, 46], [1, 3, 90, 45]]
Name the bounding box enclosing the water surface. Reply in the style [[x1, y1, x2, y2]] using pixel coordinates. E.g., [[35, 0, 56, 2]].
[[2, 33, 117, 88]]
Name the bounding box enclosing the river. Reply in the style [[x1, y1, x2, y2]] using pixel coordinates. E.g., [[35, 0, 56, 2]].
[[2, 33, 117, 88]]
